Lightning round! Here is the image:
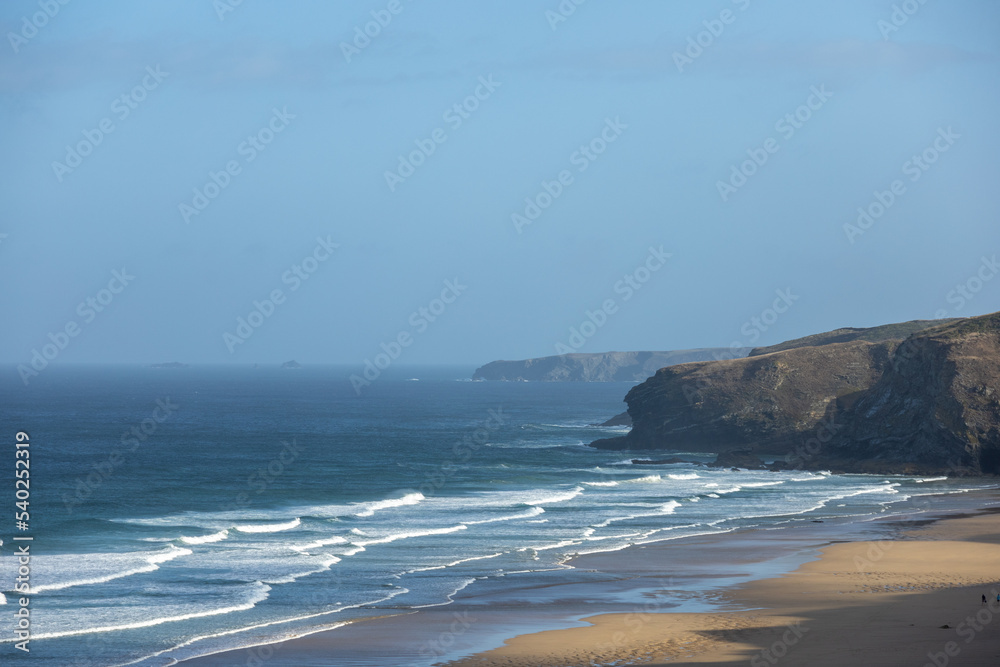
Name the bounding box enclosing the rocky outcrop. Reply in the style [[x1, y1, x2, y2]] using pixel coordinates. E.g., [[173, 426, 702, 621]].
[[472, 349, 750, 382], [590, 339, 895, 453], [589, 312, 1000, 476], [818, 313, 1000, 475]]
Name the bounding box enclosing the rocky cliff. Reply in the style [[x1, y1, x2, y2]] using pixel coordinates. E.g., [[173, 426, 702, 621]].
[[818, 313, 1000, 474], [590, 339, 896, 453], [590, 313, 1000, 476], [472, 349, 750, 382]]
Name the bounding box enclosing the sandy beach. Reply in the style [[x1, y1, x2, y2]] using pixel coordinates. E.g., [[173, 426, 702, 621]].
[[446, 501, 1000, 667], [180, 489, 1000, 666]]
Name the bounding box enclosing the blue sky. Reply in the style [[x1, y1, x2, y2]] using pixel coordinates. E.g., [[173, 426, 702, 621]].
[[1, 0, 998, 368]]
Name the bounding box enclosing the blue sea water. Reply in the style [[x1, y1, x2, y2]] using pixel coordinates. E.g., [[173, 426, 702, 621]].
[[0, 365, 991, 666]]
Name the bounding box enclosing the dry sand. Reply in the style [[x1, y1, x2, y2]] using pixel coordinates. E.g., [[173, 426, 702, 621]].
[[446, 512, 1000, 667]]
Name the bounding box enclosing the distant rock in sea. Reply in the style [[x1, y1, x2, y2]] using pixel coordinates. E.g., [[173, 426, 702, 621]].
[[473, 349, 751, 382], [590, 313, 1000, 476], [281, 360, 302, 369], [148, 362, 189, 369]]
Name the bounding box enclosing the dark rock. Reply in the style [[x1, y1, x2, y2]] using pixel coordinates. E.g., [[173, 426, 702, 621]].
[[708, 449, 767, 470], [592, 412, 631, 427], [587, 311, 1000, 476], [281, 360, 302, 369], [631, 458, 703, 466]]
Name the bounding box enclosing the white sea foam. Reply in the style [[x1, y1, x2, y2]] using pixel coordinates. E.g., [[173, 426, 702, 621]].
[[520, 486, 584, 506], [262, 555, 342, 585], [466, 507, 544, 525], [622, 475, 662, 484], [122, 589, 411, 667], [353, 524, 468, 547], [290, 535, 349, 552], [583, 480, 620, 487], [668, 473, 700, 480], [354, 492, 424, 517], [406, 552, 504, 574], [915, 477, 949, 483], [181, 530, 230, 545], [742, 481, 784, 488], [234, 518, 301, 534], [28, 582, 272, 640], [660, 500, 682, 513], [32, 546, 192, 594]]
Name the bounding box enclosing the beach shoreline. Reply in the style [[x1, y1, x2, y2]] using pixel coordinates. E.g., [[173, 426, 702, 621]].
[[178, 486, 1000, 666]]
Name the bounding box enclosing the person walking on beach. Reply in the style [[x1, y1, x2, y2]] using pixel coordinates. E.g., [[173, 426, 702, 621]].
[[983, 594, 988, 606]]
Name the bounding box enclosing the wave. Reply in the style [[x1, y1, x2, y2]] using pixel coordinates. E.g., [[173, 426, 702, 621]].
[[354, 492, 424, 517], [27, 582, 272, 641], [914, 476, 949, 483], [583, 480, 619, 487], [466, 507, 545, 525], [592, 500, 682, 527], [122, 588, 410, 667], [290, 535, 349, 553], [660, 500, 682, 514], [621, 475, 662, 484], [263, 555, 342, 585], [520, 486, 584, 506], [353, 524, 468, 547], [405, 552, 504, 574], [181, 530, 230, 545], [32, 546, 192, 594], [742, 481, 784, 488], [0, 592, 6, 605], [234, 518, 301, 534], [668, 473, 700, 480], [528, 539, 581, 552]]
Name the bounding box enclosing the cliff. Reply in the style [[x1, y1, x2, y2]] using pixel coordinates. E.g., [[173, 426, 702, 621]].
[[818, 313, 1000, 474], [590, 339, 896, 453], [472, 349, 750, 382], [590, 313, 1000, 476]]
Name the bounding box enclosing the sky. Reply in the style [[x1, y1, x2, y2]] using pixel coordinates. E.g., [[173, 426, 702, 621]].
[[1, 0, 999, 370]]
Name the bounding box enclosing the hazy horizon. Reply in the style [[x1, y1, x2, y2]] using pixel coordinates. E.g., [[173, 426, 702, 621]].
[[3, 0, 999, 371]]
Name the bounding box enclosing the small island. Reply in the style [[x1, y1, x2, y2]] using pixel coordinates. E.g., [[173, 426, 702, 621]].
[[281, 360, 302, 369]]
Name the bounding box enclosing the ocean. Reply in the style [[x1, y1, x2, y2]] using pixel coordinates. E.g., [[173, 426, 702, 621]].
[[0, 365, 991, 666]]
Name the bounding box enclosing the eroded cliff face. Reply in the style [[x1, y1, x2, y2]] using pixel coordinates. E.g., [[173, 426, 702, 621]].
[[590, 312, 1000, 476], [591, 340, 896, 453], [821, 313, 1000, 474]]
